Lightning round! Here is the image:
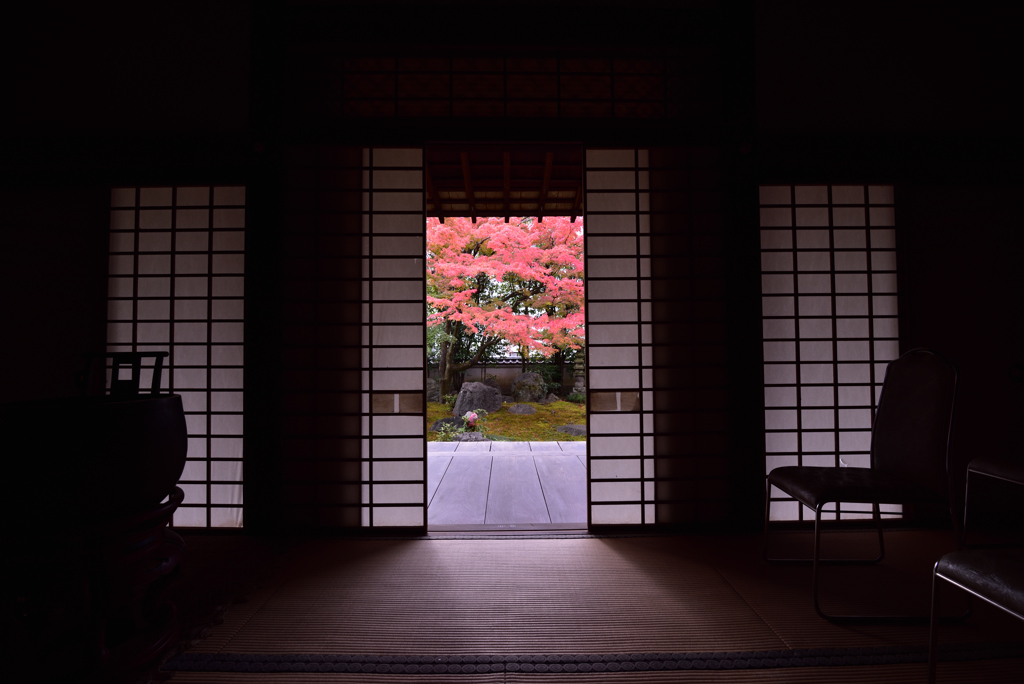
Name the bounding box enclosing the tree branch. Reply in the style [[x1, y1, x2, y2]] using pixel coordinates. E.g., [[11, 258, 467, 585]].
[[451, 336, 500, 374]]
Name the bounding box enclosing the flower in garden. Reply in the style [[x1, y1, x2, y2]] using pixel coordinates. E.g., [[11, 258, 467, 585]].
[[463, 411, 478, 427]]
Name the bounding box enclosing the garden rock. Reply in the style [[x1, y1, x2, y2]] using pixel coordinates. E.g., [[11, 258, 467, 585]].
[[452, 382, 502, 417], [556, 424, 587, 436], [502, 395, 514, 403], [507, 404, 536, 415], [430, 416, 465, 432], [454, 431, 490, 442], [540, 393, 560, 405], [482, 377, 501, 391], [511, 372, 547, 403], [426, 378, 441, 403]]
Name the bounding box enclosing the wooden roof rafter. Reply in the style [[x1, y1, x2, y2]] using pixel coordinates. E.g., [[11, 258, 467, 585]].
[[460, 152, 477, 224], [425, 164, 444, 223], [536, 152, 553, 223], [425, 143, 583, 222], [503, 152, 511, 223]]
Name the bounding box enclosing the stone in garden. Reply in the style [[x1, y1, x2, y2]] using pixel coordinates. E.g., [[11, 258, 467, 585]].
[[454, 431, 490, 442], [503, 395, 514, 403], [482, 377, 500, 391], [426, 378, 440, 402], [452, 381, 502, 417], [507, 404, 536, 415], [556, 424, 587, 436], [430, 416, 465, 432], [540, 393, 560, 405], [511, 372, 547, 403]]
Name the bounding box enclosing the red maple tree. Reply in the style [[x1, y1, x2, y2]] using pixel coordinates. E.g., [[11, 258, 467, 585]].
[[427, 216, 585, 397]]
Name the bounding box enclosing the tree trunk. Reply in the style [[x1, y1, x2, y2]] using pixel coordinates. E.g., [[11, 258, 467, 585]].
[[442, 334, 497, 398]]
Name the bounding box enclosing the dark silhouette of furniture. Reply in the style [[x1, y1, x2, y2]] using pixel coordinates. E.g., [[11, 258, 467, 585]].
[[4, 352, 187, 680], [927, 453, 1024, 682], [927, 550, 1024, 682], [81, 351, 169, 397], [962, 454, 1024, 547], [764, 348, 959, 622]]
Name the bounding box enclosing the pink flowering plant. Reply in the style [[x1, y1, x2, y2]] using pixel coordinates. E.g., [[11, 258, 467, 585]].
[[462, 408, 489, 435]]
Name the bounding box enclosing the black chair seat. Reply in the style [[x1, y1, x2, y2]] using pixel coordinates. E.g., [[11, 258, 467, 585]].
[[935, 549, 1024, 618], [968, 455, 1024, 486], [768, 466, 947, 510]]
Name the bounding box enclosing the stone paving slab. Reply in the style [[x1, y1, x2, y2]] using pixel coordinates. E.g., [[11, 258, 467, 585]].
[[428, 453, 492, 525], [557, 441, 587, 452], [534, 452, 588, 523], [489, 441, 531, 452], [485, 454, 550, 524], [453, 441, 492, 452], [529, 441, 562, 451], [427, 442, 458, 453], [426, 453, 453, 505]]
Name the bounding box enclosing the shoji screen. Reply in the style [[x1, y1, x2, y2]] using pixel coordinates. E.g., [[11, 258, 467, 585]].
[[361, 149, 427, 527], [760, 185, 899, 522], [108, 186, 245, 528], [584, 149, 655, 526]]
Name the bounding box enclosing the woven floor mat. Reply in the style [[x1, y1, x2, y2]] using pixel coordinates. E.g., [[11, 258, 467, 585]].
[[188, 537, 786, 655], [166, 532, 1023, 681]]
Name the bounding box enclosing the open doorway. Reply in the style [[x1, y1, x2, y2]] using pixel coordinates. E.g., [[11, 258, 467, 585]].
[[425, 215, 587, 531], [423, 145, 588, 531]]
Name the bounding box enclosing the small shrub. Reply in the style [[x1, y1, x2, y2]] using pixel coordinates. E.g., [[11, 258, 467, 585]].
[[566, 392, 586, 404], [435, 422, 465, 441], [443, 393, 458, 410]]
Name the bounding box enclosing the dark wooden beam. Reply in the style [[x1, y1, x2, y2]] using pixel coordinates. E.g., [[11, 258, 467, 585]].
[[503, 152, 511, 223], [425, 164, 444, 221], [460, 152, 477, 223], [536, 151, 553, 222], [570, 183, 582, 223]]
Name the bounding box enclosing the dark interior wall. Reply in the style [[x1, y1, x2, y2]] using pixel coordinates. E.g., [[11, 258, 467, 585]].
[[0, 189, 109, 402], [754, 1, 1022, 136], [6, 1, 251, 139], [898, 185, 1023, 512]]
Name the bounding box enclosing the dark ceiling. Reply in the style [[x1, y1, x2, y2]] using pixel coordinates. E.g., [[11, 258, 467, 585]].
[[425, 144, 583, 221]]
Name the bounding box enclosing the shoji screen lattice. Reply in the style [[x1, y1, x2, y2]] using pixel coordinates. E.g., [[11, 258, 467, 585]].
[[361, 149, 427, 527], [584, 149, 655, 525], [760, 185, 899, 522], [108, 186, 245, 528]]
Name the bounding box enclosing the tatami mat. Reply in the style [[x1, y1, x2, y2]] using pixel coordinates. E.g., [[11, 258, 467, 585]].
[[165, 531, 1024, 682]]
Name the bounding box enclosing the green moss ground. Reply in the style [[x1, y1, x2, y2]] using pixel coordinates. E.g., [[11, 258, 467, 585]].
[[427, 400, 586, 442]]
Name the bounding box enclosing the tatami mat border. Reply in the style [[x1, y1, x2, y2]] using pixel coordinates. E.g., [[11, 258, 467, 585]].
[[164, 643, 1024, 675]]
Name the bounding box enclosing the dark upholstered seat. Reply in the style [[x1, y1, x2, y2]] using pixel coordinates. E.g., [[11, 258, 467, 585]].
[[768, 465, 947, 511], [934, 549, 1024, 618], [967, 454, 1024, 487], [928, 547, 1024, 682], [764, 348, 959, 623]]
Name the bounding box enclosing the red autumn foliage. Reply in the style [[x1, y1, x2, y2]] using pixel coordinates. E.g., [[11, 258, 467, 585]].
[[427, 216, 584, 395]]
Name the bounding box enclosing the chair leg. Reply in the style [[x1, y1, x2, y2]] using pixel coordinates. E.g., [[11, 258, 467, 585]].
[[812, 504, 970, 624], [765, 493, 884, 565], [873, 502, 886, 563], [927, 562, 942, 684], [960, 469, 973, 548], [762, 477, 772, 562]]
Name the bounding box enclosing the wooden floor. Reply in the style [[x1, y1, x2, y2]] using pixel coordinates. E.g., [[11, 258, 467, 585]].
[[427, 441, 587, 530]]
